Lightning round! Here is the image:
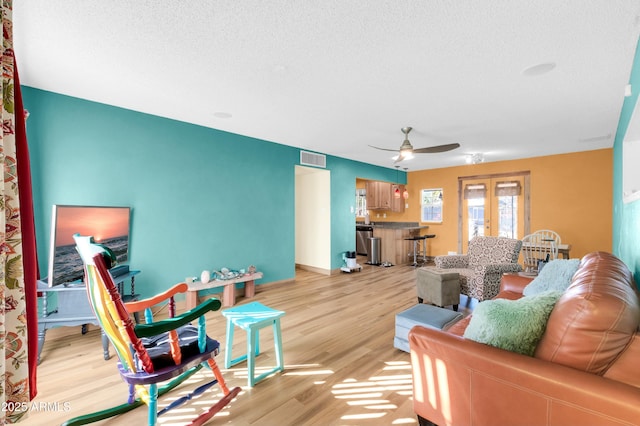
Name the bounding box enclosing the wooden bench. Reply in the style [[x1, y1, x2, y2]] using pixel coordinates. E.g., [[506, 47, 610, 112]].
[[186, 272, 263, 309]]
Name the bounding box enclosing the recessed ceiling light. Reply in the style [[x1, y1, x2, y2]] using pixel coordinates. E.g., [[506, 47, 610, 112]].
[[213, 111, 233, 119], [522, 62, 556, 76]]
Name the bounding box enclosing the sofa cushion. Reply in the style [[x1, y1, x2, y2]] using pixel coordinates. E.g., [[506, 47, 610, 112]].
[[463, 290, 562, 356], [522, 259, 581, 296], [535, 252, 640, 375]]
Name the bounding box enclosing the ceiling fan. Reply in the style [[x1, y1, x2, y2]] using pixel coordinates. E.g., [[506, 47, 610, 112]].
[[369, 127, 460, 163]]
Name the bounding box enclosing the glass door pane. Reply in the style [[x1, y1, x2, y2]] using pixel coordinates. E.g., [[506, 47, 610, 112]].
[[492, 176, 524, 239], [461, 176, 525, 253], [462, 179, 489, 249], [467, 197, 486, 238]]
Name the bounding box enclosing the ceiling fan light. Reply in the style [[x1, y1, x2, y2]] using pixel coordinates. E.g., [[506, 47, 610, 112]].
[[400, 151, 414, 159]]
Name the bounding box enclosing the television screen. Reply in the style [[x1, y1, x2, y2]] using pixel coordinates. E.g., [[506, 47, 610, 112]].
[[47, 205, 131, 287]]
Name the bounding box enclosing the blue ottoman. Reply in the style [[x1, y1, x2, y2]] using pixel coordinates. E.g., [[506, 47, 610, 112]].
[[394, 304, 463, 352]]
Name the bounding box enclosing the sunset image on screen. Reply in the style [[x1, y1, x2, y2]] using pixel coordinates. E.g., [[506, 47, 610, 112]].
[[55, 206, 130, 247]]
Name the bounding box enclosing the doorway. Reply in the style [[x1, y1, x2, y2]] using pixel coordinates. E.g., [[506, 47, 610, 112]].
[[458, 173, 530, 253], [295, 165, 331, 274]]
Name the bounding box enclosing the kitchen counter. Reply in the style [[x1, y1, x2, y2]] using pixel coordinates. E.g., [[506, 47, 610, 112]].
[[368, 223, 430, 265], [357, 221, 429, 230]]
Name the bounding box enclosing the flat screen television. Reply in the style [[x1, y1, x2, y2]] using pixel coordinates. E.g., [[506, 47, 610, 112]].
[[47, 205, 131, 287]]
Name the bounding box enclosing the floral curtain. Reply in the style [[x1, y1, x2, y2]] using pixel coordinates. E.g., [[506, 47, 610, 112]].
[[1, 2, 39, 424]]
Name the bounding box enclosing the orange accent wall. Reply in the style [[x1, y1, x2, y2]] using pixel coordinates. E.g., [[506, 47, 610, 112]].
[[366, 149, 612, 259]]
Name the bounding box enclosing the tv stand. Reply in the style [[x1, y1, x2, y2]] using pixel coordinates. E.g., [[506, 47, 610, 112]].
[[37, 270, 140, 363]]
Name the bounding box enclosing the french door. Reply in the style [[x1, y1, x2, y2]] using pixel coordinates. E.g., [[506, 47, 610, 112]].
[[459, 174, 529, 253]]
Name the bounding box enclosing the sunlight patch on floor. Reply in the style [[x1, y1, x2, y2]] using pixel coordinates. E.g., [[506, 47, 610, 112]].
[[332, 360, 417, 424], [151, 369, 238, 424], [155, 359, 417, 424]]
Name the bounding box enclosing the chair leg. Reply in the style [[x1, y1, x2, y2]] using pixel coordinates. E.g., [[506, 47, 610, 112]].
[[224, 318, 235, 368], [247, 327, 258, 387], [128, 384, 136, 404], [184, 358, 241, 426], [148, 383, 158, 426], [207, 358, 231, 395], [188, 361, 241, 426], [413, 240, 418, 265], [273, 318, 284, 373]]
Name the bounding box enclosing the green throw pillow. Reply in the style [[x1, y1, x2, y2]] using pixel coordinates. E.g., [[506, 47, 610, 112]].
[[463, 290, 562, 356], [523, 259, 580, 296]]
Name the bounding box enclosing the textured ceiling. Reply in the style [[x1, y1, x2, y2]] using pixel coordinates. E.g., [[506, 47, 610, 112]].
[[13, 1, 640, 170]]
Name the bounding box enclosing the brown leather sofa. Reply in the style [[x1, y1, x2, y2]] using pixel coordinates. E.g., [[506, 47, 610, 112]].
[[409, 251, 640, 426]]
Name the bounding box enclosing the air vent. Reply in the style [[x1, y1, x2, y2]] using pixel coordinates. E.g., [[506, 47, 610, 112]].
[[300, 151, 326, 168]]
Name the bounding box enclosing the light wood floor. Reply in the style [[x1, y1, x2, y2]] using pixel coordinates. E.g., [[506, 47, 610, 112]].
[[31, 259, 470, 425]]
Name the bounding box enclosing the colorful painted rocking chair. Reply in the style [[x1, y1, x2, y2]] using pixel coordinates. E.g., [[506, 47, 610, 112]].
[[64, 235, 241, 426]]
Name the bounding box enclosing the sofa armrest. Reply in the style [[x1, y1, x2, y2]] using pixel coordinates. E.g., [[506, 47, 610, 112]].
[[409, 326, 640, 426], [435, 254, 468, 269], [480, 263, 523, 275], [500, 273, 534, 294]]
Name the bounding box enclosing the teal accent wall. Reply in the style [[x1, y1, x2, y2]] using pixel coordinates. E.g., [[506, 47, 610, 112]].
[[613, 37, 640, 284], [23, 88, 404, 298]]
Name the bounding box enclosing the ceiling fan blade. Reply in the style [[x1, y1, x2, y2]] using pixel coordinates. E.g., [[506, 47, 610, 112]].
[[368, 144, 401, 153], [412, 143, 461, 154]]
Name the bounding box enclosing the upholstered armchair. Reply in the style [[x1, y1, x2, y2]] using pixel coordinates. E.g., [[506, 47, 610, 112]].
[[433, 236, 523, 301]]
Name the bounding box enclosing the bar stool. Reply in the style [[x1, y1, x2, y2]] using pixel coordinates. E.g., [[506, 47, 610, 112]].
[[405, 235, 428, 266], [222, 301, 285, 387], [424, 234, 436, 260]]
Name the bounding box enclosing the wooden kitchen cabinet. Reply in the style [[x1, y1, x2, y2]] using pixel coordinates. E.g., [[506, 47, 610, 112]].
[[366, 181, 392, 210]]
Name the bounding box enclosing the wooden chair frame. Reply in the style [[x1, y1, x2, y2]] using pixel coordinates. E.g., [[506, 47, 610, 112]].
[[65, 235, 240, 426]]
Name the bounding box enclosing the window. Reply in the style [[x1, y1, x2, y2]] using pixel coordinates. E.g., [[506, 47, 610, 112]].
[[421, 188, 443, 222]]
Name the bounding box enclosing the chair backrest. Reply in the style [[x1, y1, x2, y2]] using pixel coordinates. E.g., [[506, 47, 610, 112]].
[[521, 230, 561, 272], [533, 229, 561, 259], [467, 236, 523, 267], [74, 234, 155, 373]]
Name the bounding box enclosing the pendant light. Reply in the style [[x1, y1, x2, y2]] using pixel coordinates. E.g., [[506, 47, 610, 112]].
[[403, 167, 409, 199], [394, 166, 401, 198]]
